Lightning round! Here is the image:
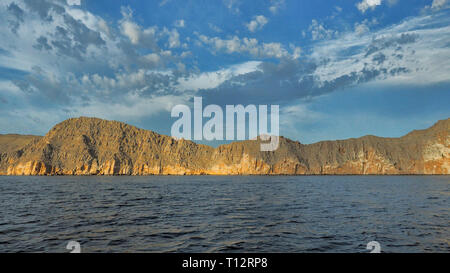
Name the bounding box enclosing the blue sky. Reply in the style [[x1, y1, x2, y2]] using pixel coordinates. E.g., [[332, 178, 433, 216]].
[[0, 0, 449, 145]]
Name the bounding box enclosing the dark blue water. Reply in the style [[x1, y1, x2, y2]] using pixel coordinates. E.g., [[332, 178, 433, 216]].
[[0, 176, 448, 253]]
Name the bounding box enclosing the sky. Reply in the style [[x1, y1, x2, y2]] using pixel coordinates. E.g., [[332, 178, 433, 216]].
[[0, 0, 449, 145]]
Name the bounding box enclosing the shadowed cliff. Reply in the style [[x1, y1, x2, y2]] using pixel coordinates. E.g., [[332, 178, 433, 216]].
[[0, 117, 448, 175]]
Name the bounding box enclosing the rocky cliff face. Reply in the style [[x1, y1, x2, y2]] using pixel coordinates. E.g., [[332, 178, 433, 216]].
[[0, 117, 448, 175]]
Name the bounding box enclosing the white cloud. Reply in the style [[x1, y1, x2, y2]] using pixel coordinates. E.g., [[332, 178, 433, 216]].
[[1, 0, 449, 137], [280, 103, 326, 141], [65, 7, 111, 38], [159, 0, 171, 7], [174, 19, 185, 28], [208, 23, 222, 33], [118, 9, 182, 50], [308, 19, 338, 40], [143, 53, 161, 65], [290, 45, 302, 59], [354, 22, 370, 35], [354, 19, 378, 35], [120, 20, 141, 44], [428, 0, 449, 11], [0, 80, 23, 97], [166, 28, 180, 48], [310, 13, 450, 86], [0, 1, 111, 74], [0, 0, 269, 126], [118, 7, 161, 50], [97, 18, 112, 38], [387, 0, 399, 6], [197, 34, 299, 59], [261, 43, 287, 58], [177, 61, 262, 91], [0, 0, 194, 130], [67, 0, 81, 6], [119, 9, 183, 53], [357, 0, 382, 13], [223, 0, 240, 13], [246, 15, 268, 32], [269, 0, 285, 14], [72, 93, 188, 121]]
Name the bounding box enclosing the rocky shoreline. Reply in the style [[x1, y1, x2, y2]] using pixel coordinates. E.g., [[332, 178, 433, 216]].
[[0, 117, 448, 176]]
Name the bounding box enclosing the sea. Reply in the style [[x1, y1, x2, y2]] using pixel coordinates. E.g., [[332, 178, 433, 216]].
[[0, 175, 448, 253]]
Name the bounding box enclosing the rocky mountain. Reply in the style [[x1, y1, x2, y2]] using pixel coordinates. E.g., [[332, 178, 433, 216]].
[[0, 117, 448, 175], [0, 134, 40, 154]]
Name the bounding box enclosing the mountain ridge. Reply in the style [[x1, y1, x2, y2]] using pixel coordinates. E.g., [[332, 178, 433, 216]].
[[0, 117, 448, 175]]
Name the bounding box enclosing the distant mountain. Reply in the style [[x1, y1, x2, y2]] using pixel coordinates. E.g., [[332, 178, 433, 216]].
[[0, 117, 448, 175], [0, 134, 40, 154]]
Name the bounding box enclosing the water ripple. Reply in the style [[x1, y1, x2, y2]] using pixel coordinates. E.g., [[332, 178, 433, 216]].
[[0, 175, 448, 253]]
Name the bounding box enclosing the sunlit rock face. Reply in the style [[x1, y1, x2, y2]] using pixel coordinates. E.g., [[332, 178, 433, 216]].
[[0, 117, 448, 175]]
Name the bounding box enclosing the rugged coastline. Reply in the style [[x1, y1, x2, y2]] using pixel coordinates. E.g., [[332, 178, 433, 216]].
[[0, 117, 448, 176]]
